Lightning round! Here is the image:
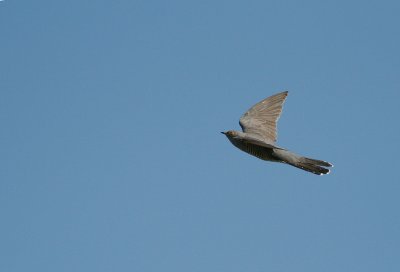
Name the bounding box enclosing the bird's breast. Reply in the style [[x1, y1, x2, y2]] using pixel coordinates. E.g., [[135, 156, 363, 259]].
[[229, 138, 280, 162]]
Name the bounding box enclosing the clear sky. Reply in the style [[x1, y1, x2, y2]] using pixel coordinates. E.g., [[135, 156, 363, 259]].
[[1, 1, 400, 271]]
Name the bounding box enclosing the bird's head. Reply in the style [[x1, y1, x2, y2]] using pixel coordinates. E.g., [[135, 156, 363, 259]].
[[221, 130, 238, 137]]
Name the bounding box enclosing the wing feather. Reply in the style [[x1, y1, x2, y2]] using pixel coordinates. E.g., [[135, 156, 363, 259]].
[[239, 91, 288, 143]]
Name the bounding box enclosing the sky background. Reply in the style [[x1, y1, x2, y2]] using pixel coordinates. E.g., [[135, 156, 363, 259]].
[[1, 0, 400, 271]]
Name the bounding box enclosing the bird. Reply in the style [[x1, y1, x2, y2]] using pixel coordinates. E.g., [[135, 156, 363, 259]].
[[221, 91, 333, 175]]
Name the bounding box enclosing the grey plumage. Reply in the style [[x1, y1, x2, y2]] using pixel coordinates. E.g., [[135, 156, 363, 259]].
[[222, 91, 333, 175]]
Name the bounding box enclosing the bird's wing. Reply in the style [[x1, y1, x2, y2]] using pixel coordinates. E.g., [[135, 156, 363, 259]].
[[239, 91, 288, 143]]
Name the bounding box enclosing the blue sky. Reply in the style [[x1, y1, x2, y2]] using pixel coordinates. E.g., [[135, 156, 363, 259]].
[[1, 0, 399, 271]]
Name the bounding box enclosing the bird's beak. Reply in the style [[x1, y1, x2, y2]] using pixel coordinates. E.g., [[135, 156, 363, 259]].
[[221, 131, 226, 135]]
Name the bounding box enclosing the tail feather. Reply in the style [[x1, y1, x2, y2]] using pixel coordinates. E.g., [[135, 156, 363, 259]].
[[273, 149, 333, 175], [292, 161, 330, 175], [300, 157, 333, 168]]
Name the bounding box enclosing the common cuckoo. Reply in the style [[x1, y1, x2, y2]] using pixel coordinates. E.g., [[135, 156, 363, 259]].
[[222, 91, 333, 175]]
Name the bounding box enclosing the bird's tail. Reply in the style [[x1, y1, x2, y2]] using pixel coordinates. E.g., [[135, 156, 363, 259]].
[[273, 149, 333, 175]]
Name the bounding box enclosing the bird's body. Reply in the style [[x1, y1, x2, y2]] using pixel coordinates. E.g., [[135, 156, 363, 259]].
[[222, 91, 332, 175], [225, 131, 282, 162]]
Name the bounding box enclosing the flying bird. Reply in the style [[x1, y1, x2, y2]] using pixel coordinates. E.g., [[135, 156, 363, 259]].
[[222, 91, 333, 175]]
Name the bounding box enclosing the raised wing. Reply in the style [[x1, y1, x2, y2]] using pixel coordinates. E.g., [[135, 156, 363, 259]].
[[239, 91, 288, 143]]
